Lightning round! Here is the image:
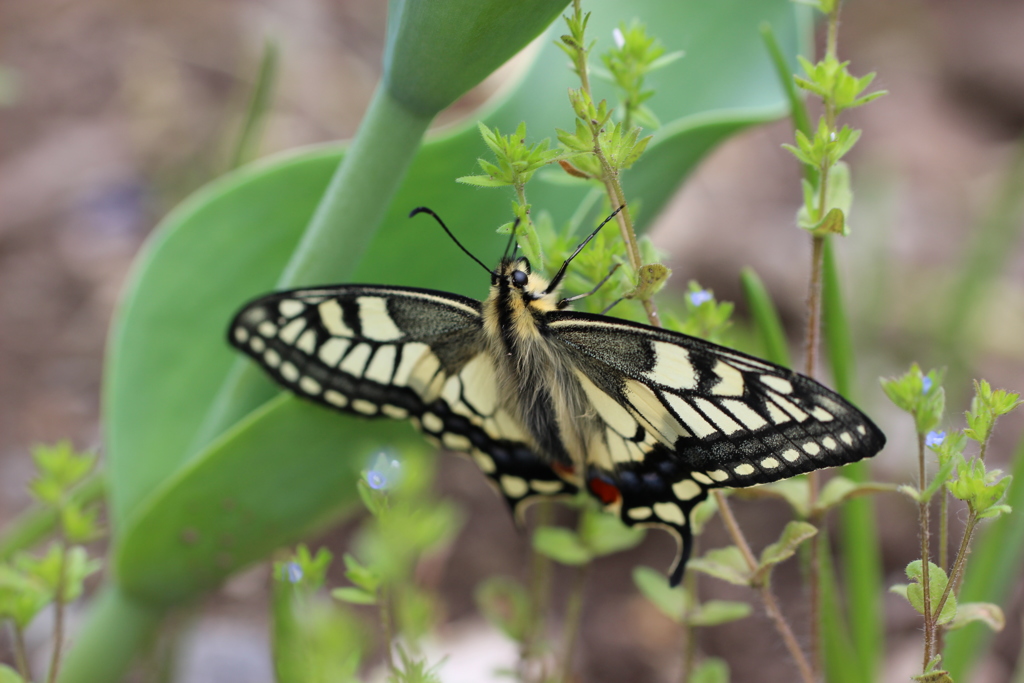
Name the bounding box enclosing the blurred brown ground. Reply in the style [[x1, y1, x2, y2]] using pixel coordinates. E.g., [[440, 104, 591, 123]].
[[0, 0, 1022, 681]]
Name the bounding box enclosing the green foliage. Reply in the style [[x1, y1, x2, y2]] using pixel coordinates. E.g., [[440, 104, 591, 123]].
[[947, 458, 1012, 520], [388, 645, 445, 683], [532, 502, 644, 566], [28, 442, 96, 507], [793, 54, 886, 116], [662, 282, 734, 344], [598, 21, 683, 129], [691, 658, 730, 683], [963, 380, 1022, 447], [632, 566, 751, 626], [458, 122, 560, 189], [893, 561, 957, 626], [475, 576, 534, 643], [945, 601, 1005, 633], [881, 364, 946, 434]]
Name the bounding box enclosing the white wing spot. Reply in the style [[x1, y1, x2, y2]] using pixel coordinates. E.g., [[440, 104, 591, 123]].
[[840, 432, 854, 446], [761, 375, 793, 394], [734, 463, 755, 476], [760, 457, 781, 469], [278, 318, 306, 344], [280, 362, 299, 382], [653, 502, 686, 526], [278, 299, 305, 318], [234, 327, 249, 343], [339, 343, 372, 376], [500, 475, 529, 499], [381, 405, 408, 419], [628, 506, 653, 520], [299, 376, 322, 395], [782, 448, 800, 462], [672, 479, 702, 501], [693, 397, 742, 434], [318, 337, 350, 367], [472, 450, 496, 474], [810, 406, 835, 422], [324, 390, 348, 407], [721, 399, 768, 430], [421, 412, 444, 433], [708, 469, 729, 482], [644, 342, 699, 389], [822, 436, 838, 450], [364, 345, 397, 384], [249, 336, 266, 352], [711, 360, 745, 396], [664, 394, 716, 439], [258, 321, 277, 337], [691, 472, 713, 485], [263, 349, 281, 368], [318, 299, 354, 337], [296, 329, 317, 355], [442, 432, 471, 451], [351, 399, 377, 415], [803, 442, 821, 456], [857, 425, 867, 435], [357, 296, 403, 341], [530, 480, 564, 494]]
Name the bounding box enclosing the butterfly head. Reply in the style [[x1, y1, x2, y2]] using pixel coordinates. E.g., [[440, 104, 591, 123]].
[[493, 256, 561, 312]]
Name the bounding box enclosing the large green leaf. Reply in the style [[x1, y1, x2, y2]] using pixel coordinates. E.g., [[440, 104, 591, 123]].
[[105, 0, 808, 606]]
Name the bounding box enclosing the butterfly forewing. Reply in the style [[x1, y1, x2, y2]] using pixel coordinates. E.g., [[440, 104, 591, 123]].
[[228, 285, 575, 511]]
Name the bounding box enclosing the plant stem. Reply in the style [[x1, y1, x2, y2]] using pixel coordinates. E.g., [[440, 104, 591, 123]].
[[714, 491, 815, 683], [933, 514, 980, 631], [12, 623, 31, 681], [917, 431, 935, 669], [680, 562, 699, 683], [523, 502, 555, 681], [47, 542, 69, 683], [804, 233, 825, 679], [380, 585, 396, 674], [559, 564, 589, 683]]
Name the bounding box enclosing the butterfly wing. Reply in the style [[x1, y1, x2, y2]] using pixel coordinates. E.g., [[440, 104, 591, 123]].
[[546, 311, 886, 584], [229, 285, 575, 512]]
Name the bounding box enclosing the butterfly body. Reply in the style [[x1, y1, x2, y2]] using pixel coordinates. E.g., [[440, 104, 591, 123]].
[[229, 222, 885, 585]]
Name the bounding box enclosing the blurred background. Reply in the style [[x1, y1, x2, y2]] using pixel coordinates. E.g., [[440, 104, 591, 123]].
[[1, 0, 1022, 681]]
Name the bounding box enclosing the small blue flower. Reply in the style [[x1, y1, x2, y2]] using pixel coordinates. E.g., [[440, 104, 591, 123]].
[[284, 561, 303, 584], [612, 27, 625, 49], [925, 430, 945, 448], [365, 451, 402, 491], [921, 376, 933, 394], [689, 289, 713, 307]]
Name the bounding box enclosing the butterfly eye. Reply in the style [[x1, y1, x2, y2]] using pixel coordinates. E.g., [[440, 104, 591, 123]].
[[512, 270, 528, 287]]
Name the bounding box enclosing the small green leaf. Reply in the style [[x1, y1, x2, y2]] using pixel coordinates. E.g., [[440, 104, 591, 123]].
[[904, 560, 957, 625], [816, 476, 896, 513], [691, 657, 730, 683], [342, 553, 381, 594], [633, 565, 687, 622], [689, 599, 752, 627], [0, 564, 52, 628], [0, 664, 26, 683], [689, 546, 751, 586], [455, 174, 510, 188], [579, 507, 645, 556], [753, 478, 810, 518], [532, 526, 592, 565], [331, 587, 378, 605], [945, 601, 1005, 632], [757, 521, 817, 578]]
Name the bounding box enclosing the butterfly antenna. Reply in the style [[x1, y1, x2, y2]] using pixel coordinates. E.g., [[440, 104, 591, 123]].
[[502, 216, 522, 262], [545, 205, 625, 293], [410, 207, 492, 274]]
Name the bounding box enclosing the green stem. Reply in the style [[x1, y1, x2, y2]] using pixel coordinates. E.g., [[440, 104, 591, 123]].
[[559, 564, 589, 683], [523, 502, 554, 680], [933, 514, 979, 631], [12, 623, 31, 681], [46, 542, 68, 683], [917, 431, 935, 670], [193, 86, 431, 447], [228, 40, 279, 171], [380, 585, 396, 674]]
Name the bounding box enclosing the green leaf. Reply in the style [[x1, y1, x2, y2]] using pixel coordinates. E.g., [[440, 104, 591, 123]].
[[756, 521, 817, 579], [945, 602, 1005, 633], [689, 599, 752, 627], [532, 527, 592, 565], [815, 477, 896, 513], [633, 565, 687, 622], [0, 665, 25, 683], [690, 658, 730, 683], [0, 564, 52, 628], [689, 546, 751, 586], [904, 560, 957, 625], [579, 508, 646, 556], [331, 587, 377, 606]]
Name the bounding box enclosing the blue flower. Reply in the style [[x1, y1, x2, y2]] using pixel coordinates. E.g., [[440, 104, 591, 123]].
[[365, 451, 402, 491], [612, 27, 625, 49], [689, 289, 713, 307], [925, 430, 945, 448], [284, 561, 303, 584], [921, 376, 933, 394]]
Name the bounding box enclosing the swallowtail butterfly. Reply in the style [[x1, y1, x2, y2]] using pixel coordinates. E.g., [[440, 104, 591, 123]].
[[229, 208, 885, 584]]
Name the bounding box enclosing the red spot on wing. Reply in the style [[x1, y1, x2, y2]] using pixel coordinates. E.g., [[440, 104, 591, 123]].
[[588, 477, 621, 506], [553, 463, 576, 479]]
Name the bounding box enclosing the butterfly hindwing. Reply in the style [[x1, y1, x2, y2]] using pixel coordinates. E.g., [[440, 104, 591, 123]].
[[229, 285, 575, 514]]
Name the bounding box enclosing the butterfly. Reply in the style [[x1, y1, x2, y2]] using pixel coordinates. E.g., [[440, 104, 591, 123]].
[[228, 207, 885, 585]]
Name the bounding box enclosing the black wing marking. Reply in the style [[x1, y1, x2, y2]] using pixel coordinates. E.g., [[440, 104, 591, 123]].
[[228, 285, 574, 514], [546, 312, 885, 584]]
